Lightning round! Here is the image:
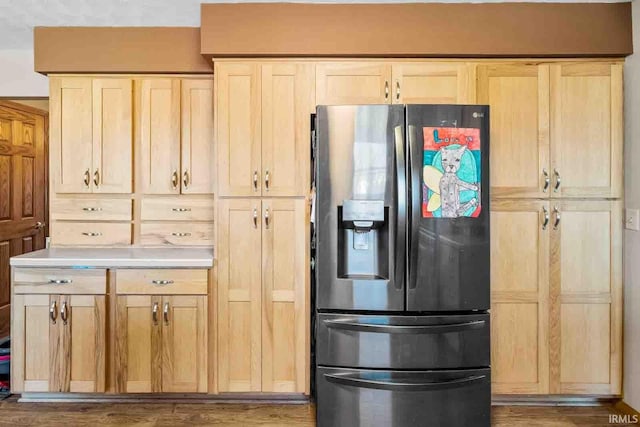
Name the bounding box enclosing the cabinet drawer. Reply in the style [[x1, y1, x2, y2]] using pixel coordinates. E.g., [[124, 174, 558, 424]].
[[141, 198, 214, 221], [52, 198, 132, 221], [52, 222, 131, 246], [13, 268, 106, 294], [116, 269, 208, 295], [140, 223, 214, 246]]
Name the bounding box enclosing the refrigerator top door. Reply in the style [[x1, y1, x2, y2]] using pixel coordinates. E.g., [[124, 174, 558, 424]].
[[406, 104, 490, 312], [315, 105, 406, 311]]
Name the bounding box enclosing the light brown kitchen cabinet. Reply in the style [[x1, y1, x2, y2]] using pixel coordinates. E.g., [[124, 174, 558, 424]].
[[316, 62, 392, 105], [51, 77, 132, 194], [392, 63, 475, 104]]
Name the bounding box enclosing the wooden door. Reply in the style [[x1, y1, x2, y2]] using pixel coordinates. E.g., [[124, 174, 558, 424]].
[[217, 199, 262, 392], [490, 200, 549, 395], [261, 199, 308, 392], [550, 63, 623, 198], [550, 200, 622, 395], [161, 295, 207, 393], [0, 102, 47, 336], [261, 63, 314, 197], [50, 77, 92, 193], [139, 78, 181, 194], [64, 295, 106, 392], [181, 78, 214, 194], [115, 295, 162, 393], [11, 294, 60, 392], [392, 62, 475, 104], [92, 78, 132, 194], [316, 62, 392, 105], [477, 64, 550, 198], [216, 63, 261, 197]]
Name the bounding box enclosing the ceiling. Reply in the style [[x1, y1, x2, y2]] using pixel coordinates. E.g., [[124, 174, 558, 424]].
[[0, 0, 630, 49]]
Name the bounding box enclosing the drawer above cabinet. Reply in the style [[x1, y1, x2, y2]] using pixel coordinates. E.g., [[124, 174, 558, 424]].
[[13, 268, 107, 294], [51, 222, 132, 246], [116, 269, 208, 295], [52, 198, 132, 221], [140, 223, 214, 246], [141, 198, 214, 221]]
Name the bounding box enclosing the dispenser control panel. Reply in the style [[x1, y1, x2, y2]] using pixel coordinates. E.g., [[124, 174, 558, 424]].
[[342, 200, 384, 222]]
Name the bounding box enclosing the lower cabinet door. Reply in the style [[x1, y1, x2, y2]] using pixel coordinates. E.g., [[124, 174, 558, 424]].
[[316, 367, 491, 427]]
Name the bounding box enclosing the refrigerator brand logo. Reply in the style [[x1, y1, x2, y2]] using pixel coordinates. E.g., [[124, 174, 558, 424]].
[[472, 112, 484, 118]]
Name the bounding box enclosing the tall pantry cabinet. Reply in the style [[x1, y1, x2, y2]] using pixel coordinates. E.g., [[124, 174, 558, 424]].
[[482, 62, 623, 396]]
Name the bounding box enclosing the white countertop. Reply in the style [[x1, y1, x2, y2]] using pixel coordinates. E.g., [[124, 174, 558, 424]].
[[10, 248, 214, 268]]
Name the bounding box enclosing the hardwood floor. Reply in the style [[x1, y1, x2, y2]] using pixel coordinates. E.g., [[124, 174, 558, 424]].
[[0, 396, 636, 426]]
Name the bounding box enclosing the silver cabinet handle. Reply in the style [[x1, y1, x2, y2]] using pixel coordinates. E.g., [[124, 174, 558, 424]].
[[82, 207, 102, 212], [152, 302, 159, 324], [34, 221, 45, 230], [264, 208, 270, 229], [171, 232, 191, 237], [82, 232, 102, 237], [84, 169, 91, 188], [554, 169, 561, 192], [253, 208, 258, 228], [163, 302, 169, 324], [384, 81, 389, 100], [60, 301, 68, 325], [172, 207, 191, 212], [93, 169, 100, 187], [151, 280, 174, 286], [183, 170, 190, 189], [50, 301, 57, 324], [542, 169, 550, 193], [542, 206, 549, 230], [253, 170, 259, 191], [171, 170, 179, 190], [264, 170, 270, 191], [396, 81, 400, 101], [48, 279, 72, 284], [553, 206, 561, 230]]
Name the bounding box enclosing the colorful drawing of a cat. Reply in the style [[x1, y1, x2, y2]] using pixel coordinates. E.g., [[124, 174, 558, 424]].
[[439, 145, 480, 218]]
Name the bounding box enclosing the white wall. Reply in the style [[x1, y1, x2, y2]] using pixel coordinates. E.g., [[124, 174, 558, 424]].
[[624, 0, 640, 412], [0, 49, 47, 97]]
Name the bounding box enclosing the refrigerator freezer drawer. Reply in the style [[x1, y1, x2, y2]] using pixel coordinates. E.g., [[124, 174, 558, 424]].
[[316, 313, 489, 369], [316, 367, 491, 427]]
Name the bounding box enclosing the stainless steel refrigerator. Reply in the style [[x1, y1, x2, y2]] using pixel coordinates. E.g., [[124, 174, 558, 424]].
[[313, 104, 490, 427]]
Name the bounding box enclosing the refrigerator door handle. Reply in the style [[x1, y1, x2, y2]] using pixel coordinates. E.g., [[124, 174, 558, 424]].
[[407, 125, 420, 290], [324, 373, 487, 392], [324, 319, 486, 334], [394, 126, 407, 291]]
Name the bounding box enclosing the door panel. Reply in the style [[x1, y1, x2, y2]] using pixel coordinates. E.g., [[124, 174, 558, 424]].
[[181, 79, 214, 194], [262, 199, 307, 392], [92, 79, 132, 194], [477, 64, 550, 198], [550, 63, 622, 198], [216, 63, 261, 197], [261, 63, 314, 196], [316, 62, 392, 105], [217, 199, 262, 391], [139, 79, 181, 194], [392, 63, 475, 104]]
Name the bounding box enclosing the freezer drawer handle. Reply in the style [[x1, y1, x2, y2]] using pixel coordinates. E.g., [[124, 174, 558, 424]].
[[324, 373, 486, 391], [324, 319, 485, 334]]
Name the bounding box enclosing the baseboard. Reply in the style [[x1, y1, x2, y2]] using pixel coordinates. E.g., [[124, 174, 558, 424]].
[[18, 392, 310, 404], [614, 400, 640, 416], [492, 395, 619, 406]]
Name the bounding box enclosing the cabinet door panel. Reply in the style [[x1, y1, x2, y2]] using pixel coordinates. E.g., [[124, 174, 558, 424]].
[[162, 295, 207, 393], [392, 62, 475, 104], [550, 200, 622, 395], [262, 199, 308, 393], [490, 200, 549, 394], [216, 63, 261, 197], [92, 79, 132, 194], [217, 199, 262, 391], [316, 62, 392, 105], [140, 79, 181, 194], [478, 64, 549, 198], [261, 63, 314, 196], [181, 79, 214, 194], [50, 77, 93, 193], [550, 63, 622, 198]]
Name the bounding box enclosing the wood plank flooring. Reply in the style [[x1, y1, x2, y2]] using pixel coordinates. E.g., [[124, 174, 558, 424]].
[[0, 396, 636, 426]]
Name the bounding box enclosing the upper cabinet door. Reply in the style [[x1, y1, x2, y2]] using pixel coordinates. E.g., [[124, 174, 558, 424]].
[[550, 63, 623, 198], [261, 63, 314, 197], [316, 62, 392, 105], [392, 62, 475, 104], [216, 63, 262, 197], [181, 79, 214, 194], [51, 77, 93, 194], [92, 79, 132, 194], [139, 79, 181, 195], [477, 64, 550, 198]]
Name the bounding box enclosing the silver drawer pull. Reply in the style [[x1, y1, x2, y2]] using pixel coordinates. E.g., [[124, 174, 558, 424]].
[[82, 207, 103, 212], [82, 232, 102, 236], [151, 280, 174, 286], [172, 208, 192, 212], [48, 279, 73, 284], [171, 232, 192, 237]]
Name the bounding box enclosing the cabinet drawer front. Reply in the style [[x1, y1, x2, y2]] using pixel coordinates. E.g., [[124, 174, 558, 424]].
[[52, 222, 131, 246], [52, 198, 132, 221], [116, 269, 208, 295], [13, 268, 106, 294], [140, 223, 214, 246], [141, 198, 214, 221]]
